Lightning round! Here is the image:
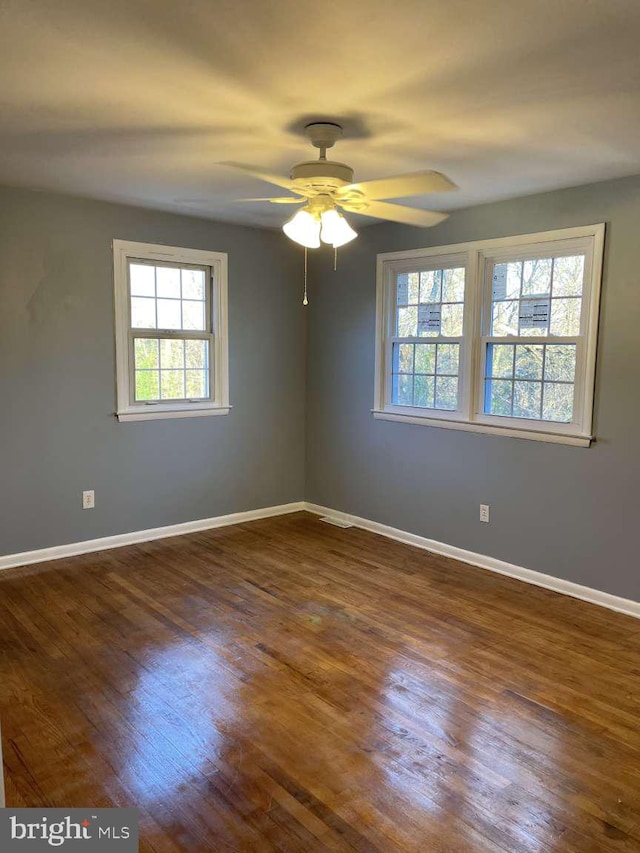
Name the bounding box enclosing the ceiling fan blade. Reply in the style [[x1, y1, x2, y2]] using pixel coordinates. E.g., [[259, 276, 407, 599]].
[[340, 200, 448, 227], [220, 161, 305, 193], [235, 196, 305, 204], [337, 171, 457, 200]]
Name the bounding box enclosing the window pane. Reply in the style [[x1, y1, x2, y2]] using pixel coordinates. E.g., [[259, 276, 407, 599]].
[[435, 376, 457, 410], [186, 370, 208, 399], [157, 298, 182, 330], [542, 383, 574, 422], [129, 262, 209, 334], [396, 273, 408, 305], [397, 266, 465, 338], [182, 269, 206, 300], [397, 343, 414, 373], [436, 343, 459, 375], [491, 300, 519, 336], [550, 298, 581, 336], [492, 262, 521, 300], [135, 370, 159, 401], [414, 343, 436, 374], [440, 304, 463, 337], [414, 375, 435, 408], [489, 254, 585, 352], [130, 263, 155, 297], [513, 380, 542, 419], [185, 339, 207, 369], [518, 297, 550, 335], [418, 303, 441, 336], [392, 340, 458, 410], [514, 344, 544, 380], [397, 306, 418, 336], [134, 338, 159, 370], [442, 268, 465, 303], [131, 297, 156, 329], [544, 344, 576, 382], [393, 374, 414, 406], [420, 270, 441, 303], [407, 272, 420, 303], [397, 272, 419, 304], [553, 256, 584, 297], [160, 338, 184, 369], [486, 379, 512, 416], [156, 266, 181, 298], [487, 344, 514, 378], [183, 300, 206, 331], [522, 258, 552, 295], [161, 369, 185, 399]]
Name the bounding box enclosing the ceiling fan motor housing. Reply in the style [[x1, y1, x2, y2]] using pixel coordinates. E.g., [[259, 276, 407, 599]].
[[290, 160, 354, 192]]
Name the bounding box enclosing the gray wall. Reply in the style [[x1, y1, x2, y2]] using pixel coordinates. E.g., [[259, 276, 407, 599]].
[[3, 177, 640, 603], [306, 176, 640, 601], [0, 187, 305, 555]]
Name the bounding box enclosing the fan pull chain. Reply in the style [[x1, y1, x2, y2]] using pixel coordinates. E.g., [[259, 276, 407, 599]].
[[334, 247, 338, 271], [302, 247, 308, 306]]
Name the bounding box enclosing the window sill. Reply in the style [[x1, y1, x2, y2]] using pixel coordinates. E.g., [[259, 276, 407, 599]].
[[371, 410, 593, 447], [116, 406, 231, 423]]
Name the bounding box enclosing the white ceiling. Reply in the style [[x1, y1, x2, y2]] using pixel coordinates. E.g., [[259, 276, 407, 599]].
[[1, 0, 640, 228]]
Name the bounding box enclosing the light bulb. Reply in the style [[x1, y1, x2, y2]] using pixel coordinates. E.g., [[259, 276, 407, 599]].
[[282, 209, 321, 248], [320, 209, 357, 248]]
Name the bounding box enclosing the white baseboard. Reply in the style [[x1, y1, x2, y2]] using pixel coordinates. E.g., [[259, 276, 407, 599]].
[[303, 503, 640, 620], [2, 500, 637, 621], [0, 502, 305, 572]]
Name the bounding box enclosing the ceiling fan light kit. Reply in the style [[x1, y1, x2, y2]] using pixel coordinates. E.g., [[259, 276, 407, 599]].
[[320, 208, 357, 248], [223, 121, 457, 303], [283, 196, 358, 249], [282, 208, 321, 248]]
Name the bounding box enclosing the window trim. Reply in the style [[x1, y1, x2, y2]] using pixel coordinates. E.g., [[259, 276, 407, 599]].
[[113, 240, 229, 422], [374, 224, 605, 446]]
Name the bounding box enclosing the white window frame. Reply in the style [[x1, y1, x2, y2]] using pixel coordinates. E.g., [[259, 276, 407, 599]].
[[113, 239, 229, 422], [374, 224, 605, 447]]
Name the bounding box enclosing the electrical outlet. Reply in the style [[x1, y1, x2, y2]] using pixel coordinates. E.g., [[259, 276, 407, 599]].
[[479, 504, 490, 523], [82, 490, 95, 510]]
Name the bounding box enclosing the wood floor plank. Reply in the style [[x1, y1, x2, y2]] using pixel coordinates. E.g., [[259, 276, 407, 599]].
[[1, 511, 639, 851]]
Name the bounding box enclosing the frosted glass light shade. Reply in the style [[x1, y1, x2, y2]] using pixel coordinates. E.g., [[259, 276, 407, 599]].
[[320, 209, 357, 247], [282, 209, 321, 248]]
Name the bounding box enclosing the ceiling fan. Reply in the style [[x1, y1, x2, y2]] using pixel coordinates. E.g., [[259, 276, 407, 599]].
[[222, 122, 457, 250]]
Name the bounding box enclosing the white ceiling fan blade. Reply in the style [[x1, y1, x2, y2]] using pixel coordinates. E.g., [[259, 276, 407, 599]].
[[340, 200, 448, 227], [337, 171, 457, 200], [220, 162, 306, 193], [235, 196, 305, 204]]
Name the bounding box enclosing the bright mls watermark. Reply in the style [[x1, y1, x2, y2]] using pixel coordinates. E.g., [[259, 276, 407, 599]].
[[0, 809, 138, 850]]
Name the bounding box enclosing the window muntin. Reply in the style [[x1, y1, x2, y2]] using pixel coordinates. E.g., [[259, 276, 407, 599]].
[[391, 265, 466, 413], [130, 262, 208, 331], [375, 225, 604, 445], [128, 259, 212, 404], [133, 337, 210, 403], [484, 343, 576, 422]]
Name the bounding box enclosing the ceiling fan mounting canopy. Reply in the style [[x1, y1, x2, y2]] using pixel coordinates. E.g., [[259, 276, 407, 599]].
[[304, 121, 343, 151]]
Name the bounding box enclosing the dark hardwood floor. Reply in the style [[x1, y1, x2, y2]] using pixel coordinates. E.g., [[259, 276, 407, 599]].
[[1, 511, 639, 852]]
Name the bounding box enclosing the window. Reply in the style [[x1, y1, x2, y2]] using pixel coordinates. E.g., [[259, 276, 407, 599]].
[[113, 240, 229, 422], [375, 225, 604, 446], [389, 257, 469, 418]]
